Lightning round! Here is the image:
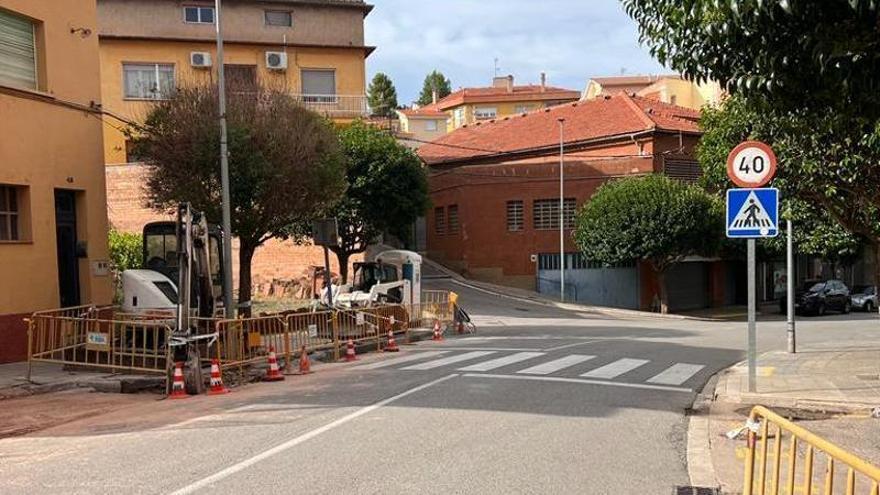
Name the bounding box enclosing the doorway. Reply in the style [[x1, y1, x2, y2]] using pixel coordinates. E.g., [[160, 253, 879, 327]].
[[55, 190, 80, 307]]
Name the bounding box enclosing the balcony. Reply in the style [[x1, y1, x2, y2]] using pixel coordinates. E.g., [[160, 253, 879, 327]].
[[291, 94, 370, 120]]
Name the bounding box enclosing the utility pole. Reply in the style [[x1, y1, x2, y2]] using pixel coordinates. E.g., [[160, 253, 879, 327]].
[[558, 118, 566, 303], [214, 0, 234, 318], [786, 217, 796, 353]]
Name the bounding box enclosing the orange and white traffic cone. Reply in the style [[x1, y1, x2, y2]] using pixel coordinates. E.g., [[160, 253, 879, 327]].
[[169, 361, 189, 399], [385, 329, 400, 352], [345, 339, 357, 362], [298, 345, 312, 375], [432, 320, 443, 341], [207, 359, 229, 395], [264, 346, 285, 382]]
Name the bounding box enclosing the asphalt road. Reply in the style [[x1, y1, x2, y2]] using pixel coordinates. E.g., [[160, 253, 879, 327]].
[[0, 278, 876, 494]]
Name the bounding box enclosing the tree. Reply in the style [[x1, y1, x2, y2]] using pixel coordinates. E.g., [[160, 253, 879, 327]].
[[108, 229, 143, 302], [625, 0, 880, 283], [416, 70, 452, 106], [132, 84, 346, 315], [574, 175, 723, 313], [367, 72, 399, 118], [329, 121, 430, 283]]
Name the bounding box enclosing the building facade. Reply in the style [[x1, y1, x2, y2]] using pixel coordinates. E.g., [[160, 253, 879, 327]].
[[419, 94, 728, 312], [583, 74, 724, 110], [396, 106, 448, 148], [0, 0, 113, 362], [97, 0, 374, 164]]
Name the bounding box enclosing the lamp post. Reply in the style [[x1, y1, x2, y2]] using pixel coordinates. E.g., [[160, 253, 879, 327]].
[[214, 0, 234, 318], [558, 118, 566, 303]]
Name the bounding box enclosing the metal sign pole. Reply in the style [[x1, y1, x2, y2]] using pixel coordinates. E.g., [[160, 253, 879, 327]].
[[786, 219, 796, 353], [747, 238, 757, 393], [215, 0, 235, 318]]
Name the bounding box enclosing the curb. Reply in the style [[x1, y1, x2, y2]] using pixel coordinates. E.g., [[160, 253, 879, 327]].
[[0, 375, 164, 400], [686, 371, 722, 490]]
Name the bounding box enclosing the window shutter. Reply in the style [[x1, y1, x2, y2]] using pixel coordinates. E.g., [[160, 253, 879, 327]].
[[301, 70, 336, 96], [0, 11, 36, 90]]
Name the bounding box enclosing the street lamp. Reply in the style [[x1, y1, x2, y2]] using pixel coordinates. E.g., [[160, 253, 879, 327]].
[[214, 0, 234, 318], [558, 118, 565, 303]]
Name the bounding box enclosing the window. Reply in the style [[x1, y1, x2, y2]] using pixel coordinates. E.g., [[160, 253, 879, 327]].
[[515, 105, 533, 114], [538, 253, 635, 270], [474, 107, 497, 120], [301, 69, 336, 103], [0, 185, 20, 241], [669, 94, 677, 106], [225, 64, 257, 94], [506, 200, 523, 232], [453, 107, 465, 127], [447, 205, 459, 234], [265, 10, 292, 27], [434, 207, 445, 234], [533, 198, 577, 230], [424, 120, 439, 132], [123, 63, 174, 99], [0, 9, 37, 90], [184, 6, 214, 24]]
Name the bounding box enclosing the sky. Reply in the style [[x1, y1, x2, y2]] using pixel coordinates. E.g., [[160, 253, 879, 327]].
[[365, 0, 668, 105]]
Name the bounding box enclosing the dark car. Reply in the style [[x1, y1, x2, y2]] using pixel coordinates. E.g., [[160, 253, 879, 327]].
[[780, 279, 851, 316]]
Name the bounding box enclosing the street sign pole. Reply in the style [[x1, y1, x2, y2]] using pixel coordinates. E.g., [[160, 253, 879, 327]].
[[747, 239, 757, 393], [215, 0, 234, 318], [786, 218, 796, 354]]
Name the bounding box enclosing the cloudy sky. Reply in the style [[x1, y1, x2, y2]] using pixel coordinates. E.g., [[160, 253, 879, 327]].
[[365, 0, 667, 104]]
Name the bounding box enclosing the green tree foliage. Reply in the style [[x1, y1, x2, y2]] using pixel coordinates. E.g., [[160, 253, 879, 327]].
[[625, 0, 880, 281], [330, 121, 430, 283], [367, 72, 399, 118], [132, 84, 346, 315], [574, 175, 723, 313], [108, 229, 143, 302], [416, 70, 452, 106]]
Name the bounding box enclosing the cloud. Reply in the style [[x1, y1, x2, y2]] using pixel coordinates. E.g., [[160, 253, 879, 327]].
[[365, 0, 667, 103]]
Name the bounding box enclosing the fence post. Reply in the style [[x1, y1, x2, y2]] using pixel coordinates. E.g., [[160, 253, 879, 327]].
[[282, 317, 291, 372], [376, 314, 382, 352], [25, 318, 33, 382], [332, 311, 340, 361]]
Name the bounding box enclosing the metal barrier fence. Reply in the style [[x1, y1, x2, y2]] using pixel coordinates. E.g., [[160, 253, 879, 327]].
[[419, 290, 456, 327], [743, 405, 880, 495], [27, 305, 172, 379]]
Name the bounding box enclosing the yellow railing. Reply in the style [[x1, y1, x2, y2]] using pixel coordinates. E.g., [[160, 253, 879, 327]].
[[743, 405, 880, 495]]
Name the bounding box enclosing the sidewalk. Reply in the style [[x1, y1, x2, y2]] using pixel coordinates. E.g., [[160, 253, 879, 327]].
[[0, 361, 162, 400], [696, 345, 880, 493]]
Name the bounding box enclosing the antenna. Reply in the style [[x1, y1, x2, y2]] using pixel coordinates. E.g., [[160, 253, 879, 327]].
[[494, 57, 500, 77]]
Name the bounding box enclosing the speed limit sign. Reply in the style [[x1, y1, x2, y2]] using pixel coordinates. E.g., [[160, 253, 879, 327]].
[[726, 141, 778, 188]]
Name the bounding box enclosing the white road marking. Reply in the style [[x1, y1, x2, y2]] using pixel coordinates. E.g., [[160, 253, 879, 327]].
[[169, 374, 459, 495], [352, 351, 449, 370], [580, 358, 650, 379], [647, 363, 705, 386], [456, 352, 545, 372], [541, 339, 608, 352], [401, 351, 496, 371], [431, 347, 539, 352], [462, 373, 693, 393], [516, 354, 596, 375]]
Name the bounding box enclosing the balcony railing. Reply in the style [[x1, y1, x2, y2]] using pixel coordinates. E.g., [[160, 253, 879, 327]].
[[291, 94, 370, 119]]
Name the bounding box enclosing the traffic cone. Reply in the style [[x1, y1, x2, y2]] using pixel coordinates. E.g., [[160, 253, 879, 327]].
[[345, 339, 357, 362], [385, 329, 400, 352], [169, 361, 189, 399], [264, 346, 285, 382], [432, 320, 443, 341], [207, 359, 229, 395], [298, 345, 312, 375]]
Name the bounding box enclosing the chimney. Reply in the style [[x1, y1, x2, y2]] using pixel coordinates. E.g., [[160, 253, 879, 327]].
[[540, 72, 547, 92], [492, 76, 508, 88], [507, 74, 514, 93], [432, 89, 438, 104]]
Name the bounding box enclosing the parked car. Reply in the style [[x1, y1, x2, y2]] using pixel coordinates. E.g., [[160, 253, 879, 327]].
[[850, 285, 877, 312], [779, 279, 851, 316]]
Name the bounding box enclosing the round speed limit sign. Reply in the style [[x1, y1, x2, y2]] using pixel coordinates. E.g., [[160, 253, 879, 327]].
[[726, 141, 778, 188]]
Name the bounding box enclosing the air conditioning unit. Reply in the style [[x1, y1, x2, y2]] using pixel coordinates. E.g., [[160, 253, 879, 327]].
[[190, 51, 212, 68], [265, 51, 288, 70]]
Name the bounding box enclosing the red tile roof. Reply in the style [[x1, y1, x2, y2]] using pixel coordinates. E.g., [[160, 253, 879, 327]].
[[399, 104, 447, 118], [417, 93, 700, 166], [433, 84, 580, 110]]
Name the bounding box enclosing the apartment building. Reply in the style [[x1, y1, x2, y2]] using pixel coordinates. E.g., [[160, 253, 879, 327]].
[[583, 74, 724, 110], [97, 0, 374, 164], [0, 0, 113, 362]]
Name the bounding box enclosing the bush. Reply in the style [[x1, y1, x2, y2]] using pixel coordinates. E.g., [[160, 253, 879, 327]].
[[108, 230, 142, 302]]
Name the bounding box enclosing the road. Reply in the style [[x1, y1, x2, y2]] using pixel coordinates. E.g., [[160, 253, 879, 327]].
[[0, 278, 876, 494]]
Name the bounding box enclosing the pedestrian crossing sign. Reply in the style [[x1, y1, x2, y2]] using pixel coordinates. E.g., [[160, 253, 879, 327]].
[[726, 188, 779, 238]]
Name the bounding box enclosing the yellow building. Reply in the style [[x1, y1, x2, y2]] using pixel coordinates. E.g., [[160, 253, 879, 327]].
[[97, 0, 374, 165], [0, 0, 113, 362], [428, 74, 580, 133], [583, 74, 724, 110], [395, 106, 449, 149]]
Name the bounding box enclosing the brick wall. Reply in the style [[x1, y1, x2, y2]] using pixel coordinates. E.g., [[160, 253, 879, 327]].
[[105, 164, 361, 295]]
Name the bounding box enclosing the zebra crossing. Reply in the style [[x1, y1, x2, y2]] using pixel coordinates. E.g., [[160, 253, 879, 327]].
[[353, 349, 707, 390]]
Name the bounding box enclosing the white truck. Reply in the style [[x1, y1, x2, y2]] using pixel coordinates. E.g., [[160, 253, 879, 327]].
[[334, 250, 422, 308]]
